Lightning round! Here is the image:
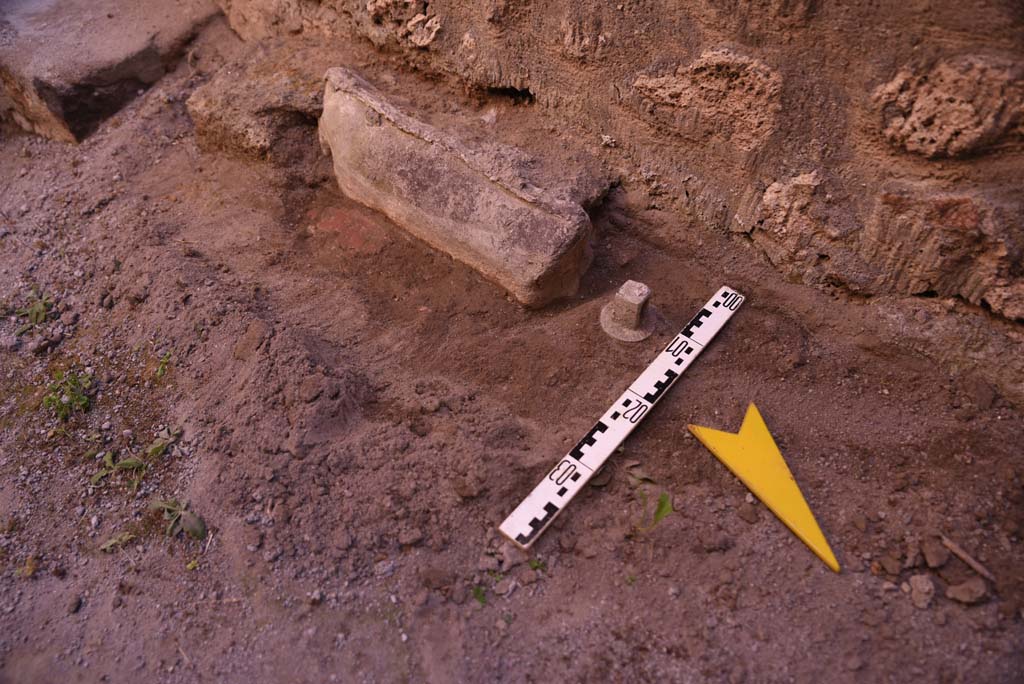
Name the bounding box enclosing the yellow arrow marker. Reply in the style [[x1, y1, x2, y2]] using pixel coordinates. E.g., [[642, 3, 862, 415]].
[[688, 403, 840, 573]]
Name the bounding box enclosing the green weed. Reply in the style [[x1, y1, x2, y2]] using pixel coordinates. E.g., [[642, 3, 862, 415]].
[[627, 461, 672, 535], [150, 499, 207, 541], [15, 289, 53, 336], [634, 490, 675, 534], [155, 352, 172, 379], [91, 451, 147, 491], [100, 531, 136, 553], [42, 370, 91, 421], [90, 428, 180, 492], [651, 492, 674, 527], [15, 554, 39, 579], [145, 426, 180, 458], [472, 585, 487, 606]]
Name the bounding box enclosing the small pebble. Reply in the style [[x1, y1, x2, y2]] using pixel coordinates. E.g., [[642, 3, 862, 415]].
[[946, 577, 987, 605]]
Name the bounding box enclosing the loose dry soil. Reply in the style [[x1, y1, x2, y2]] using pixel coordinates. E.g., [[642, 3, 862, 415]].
[[1, 15, 1022, 684]]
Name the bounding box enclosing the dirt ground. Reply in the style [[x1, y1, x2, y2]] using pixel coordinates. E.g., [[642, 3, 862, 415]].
[[1, 17, 1023, 684]]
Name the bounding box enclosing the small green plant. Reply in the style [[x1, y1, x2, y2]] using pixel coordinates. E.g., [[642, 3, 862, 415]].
[[50, 426, 71, 440], [155, 352, 172, 379], [185, 558, 199, 571], [15, 289, 53, 335], [15, 554, 39, 579], [91, 451, 147, 491], [150, 499, 207, 541], [528, 559, 546, 572], [42, 370, 91, 421], [625, 574, 637, 586], [100, 531, 136, 553], [651, 492, 674, 527], [145, 426, 180, 458], [634, 490, 675, 534], [471, 585, 487, 606], [90, 451, 116, 485]]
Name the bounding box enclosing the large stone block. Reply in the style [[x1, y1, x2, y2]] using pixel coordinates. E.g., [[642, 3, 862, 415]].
[[317, 67, 594, 307]]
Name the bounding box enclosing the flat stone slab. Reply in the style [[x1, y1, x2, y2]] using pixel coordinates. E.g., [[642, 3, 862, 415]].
[[0, 0, 218, 141], [318, 67, 595, 308]]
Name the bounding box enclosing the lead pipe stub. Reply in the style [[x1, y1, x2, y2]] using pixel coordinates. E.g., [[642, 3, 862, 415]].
[[600, 280, 656, 342]]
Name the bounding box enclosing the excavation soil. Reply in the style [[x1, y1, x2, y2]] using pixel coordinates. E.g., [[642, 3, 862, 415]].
[[1, 20, 1022, 684]]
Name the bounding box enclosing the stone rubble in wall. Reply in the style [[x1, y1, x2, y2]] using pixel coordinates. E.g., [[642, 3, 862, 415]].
[[742, 171, 1024, 323], [631, 49, 782, 153], [873, 55, 1024, 158]]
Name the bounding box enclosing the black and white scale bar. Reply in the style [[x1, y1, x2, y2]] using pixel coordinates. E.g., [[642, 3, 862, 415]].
[[499, 285, 745, 549]]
